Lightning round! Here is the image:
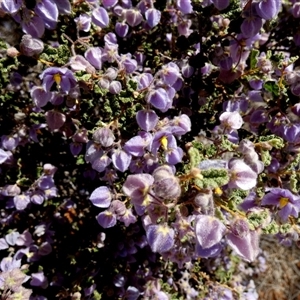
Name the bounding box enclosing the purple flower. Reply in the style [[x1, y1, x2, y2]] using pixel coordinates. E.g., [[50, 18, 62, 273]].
[[0, 149, 10, 164], [90, 186, 112, 208], [136, 109, 159, 131], [40, 67, 77, 94], [92, 7, 110, 28], [93, 127, 115, 147], [30, 271, 48, 288], [255, 0, 281, 20], [212, 0, 230, 10], [145, 8, 161, 28], [125, 9, 143, 27], [111, 149, 132, 172], [227, 220, 260, 262], [20, 34, 44, 57], [152, 165, 181, 199], [195, 215, 226, 250], [92, 154, 112, 172], [109, 81, 122, 94], [219, 111, 243, 130], [85, 47, 103, 70], [146, 224, 175, 253], [30, 86, 52, 108], [69, 55, 95, 73], [96, 210, 117, 228], [75, 14, 92, 32], [261, 188, 300, 221], [13, 194, 30, 210], [146, 88, 172, 112], [160, 62, 181, 87], [176, 0, 193, 14], [35, 0, 58, 23], [20, 9, 45, 38], [241, 15, 263, 39], [228, 159, 258, 190], [45, 110, 66, 131], [1, 0, 22, 13], [115, 22, 129, 37], [53, 0, 71, 14], [150, 131, 178, 156], [122, 174, 154, 206], [124, 132, 152, 157]]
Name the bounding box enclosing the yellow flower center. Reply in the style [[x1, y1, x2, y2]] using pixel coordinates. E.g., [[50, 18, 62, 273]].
[[160, 136, 168, 151], [53, 73, 61, 85], [279, 197, 289, 208]]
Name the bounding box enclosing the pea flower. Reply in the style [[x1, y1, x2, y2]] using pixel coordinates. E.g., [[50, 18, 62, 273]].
[[261, 188, 300, 221], [146, 224, 175, 253], [40, 67, 77, 94], [219, 111, 243, 130], [228, 159, 258, 190]]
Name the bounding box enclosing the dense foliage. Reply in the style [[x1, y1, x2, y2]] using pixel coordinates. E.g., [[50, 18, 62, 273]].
[[0, 0, 300, 299]]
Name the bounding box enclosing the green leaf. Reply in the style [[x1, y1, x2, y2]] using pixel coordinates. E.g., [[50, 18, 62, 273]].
[[249, 49, 259, 69], [194, 168, 229, 189], [263, 81, 279, 97]]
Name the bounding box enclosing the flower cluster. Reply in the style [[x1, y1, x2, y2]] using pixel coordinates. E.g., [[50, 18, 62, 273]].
[[1, 0, 300, 298]]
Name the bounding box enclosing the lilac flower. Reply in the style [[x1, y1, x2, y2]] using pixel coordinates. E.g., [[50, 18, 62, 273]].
[[30, 271, 48, 288], [241, 10, 263, 38], [124, 132, 152, 157], [102, 0, 118, 8], [20, 34, 44, 57], [262, 188, 300, 221], [90, 186, 112, 208], [75, 14, 92, 32], [219, 111, 243, 130], [120, 55, 137, 74], [153, 165, 181, 200], [125, 9, 143, 27], [96, 210, 117, 228], [45, 110, 66, 131], [146, 224, 175, 253], [195, 215, 226, 250], [30, 86, 52, 108], [115, 22, 129, 37], [35, 0, 59, 23], [40, 67, 77, 94], [136, 109, 159, 131], [109, 81, 122, 94], [255, 0, 281, 20], [53, 0, 71, 14], [0, 149, 10, 164], [212, 0, 230, 10], [228, 159, 258, 190], [93, 127, 115, 147], [85, 47, 103, 70], [92, 154, 112, 172], [1, 0, 22, 14], [145, 8, 161, 28], [150, 131, 180, 161], [176, 0, 193, 14], [20, 9, 45, 38], [122, 174, 154, 206], [0, 256, 21, 272], [69, 55, 95, 73], [13, 194, 31, 210], [111, 149, 132, 172], [1, 135, 19, 151], [227, 219, 260, 262], [92, 7, 110, 28], [160, 62, 181, 87]]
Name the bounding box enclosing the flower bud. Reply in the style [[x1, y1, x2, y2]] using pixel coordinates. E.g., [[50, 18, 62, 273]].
[[93, 127, 115, 147], [20, 34, 44, 57]]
